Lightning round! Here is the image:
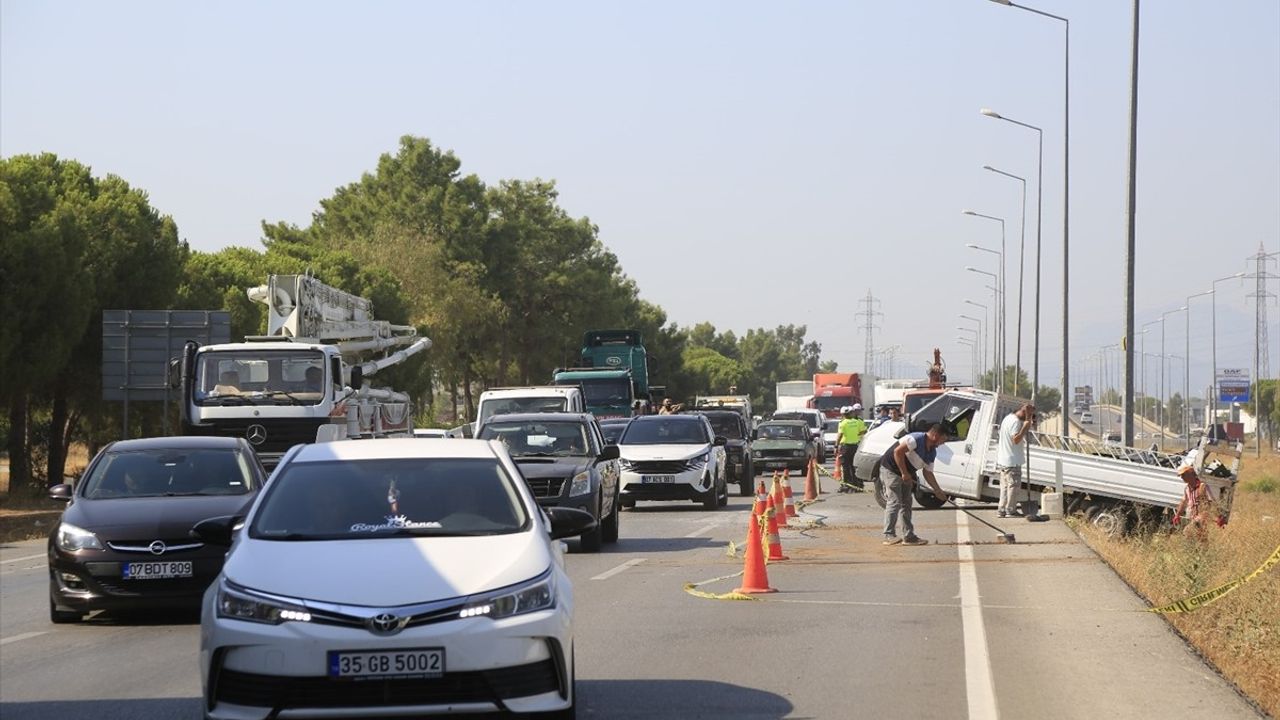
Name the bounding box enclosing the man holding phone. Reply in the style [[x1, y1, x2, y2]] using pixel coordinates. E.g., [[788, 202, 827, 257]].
[[997, 403, 1037, 517]]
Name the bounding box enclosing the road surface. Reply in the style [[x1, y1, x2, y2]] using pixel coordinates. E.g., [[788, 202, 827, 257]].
[[0, 464, 1260, 719]]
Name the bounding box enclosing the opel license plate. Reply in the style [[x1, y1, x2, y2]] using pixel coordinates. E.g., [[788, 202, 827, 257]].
[[329, 648, 445, 680], [122, 561, 193, 580], [642, 475, 675, 484]]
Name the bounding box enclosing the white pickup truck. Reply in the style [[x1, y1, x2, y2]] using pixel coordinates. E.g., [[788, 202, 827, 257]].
[[852, 389, 1241, 533]]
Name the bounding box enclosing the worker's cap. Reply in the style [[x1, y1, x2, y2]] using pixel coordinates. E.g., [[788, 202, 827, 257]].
[[840, 405, 852, 413], [851, 403, 863, 411], [1176, 464, 1197, 478]]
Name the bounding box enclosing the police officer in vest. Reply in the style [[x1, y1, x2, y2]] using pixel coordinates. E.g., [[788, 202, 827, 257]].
[[836, 404, 867, 492]]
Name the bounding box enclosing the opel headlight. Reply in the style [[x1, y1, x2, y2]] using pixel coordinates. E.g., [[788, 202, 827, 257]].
[[56, 523, 103, 552], [459, 571, 555, 620], [568, 470, 592, 497], [217, 580, 312, 624]]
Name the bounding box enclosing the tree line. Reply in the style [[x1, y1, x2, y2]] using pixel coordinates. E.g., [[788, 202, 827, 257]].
[[1, 139, 834, 492]]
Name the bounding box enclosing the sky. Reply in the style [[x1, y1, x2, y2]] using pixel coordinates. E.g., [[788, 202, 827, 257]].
[[3, 0, 1278, 399]]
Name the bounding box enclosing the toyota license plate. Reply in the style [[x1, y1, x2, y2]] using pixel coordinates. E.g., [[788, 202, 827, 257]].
[[329, 648, 445, 680], [122, 561, 193, 580], [642, 475, 675, 484]]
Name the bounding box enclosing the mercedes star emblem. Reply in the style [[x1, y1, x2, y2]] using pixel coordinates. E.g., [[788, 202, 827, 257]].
[[368, 613, 406, 635], [148, 540, 167, 556], [246, 424, 268, 446]]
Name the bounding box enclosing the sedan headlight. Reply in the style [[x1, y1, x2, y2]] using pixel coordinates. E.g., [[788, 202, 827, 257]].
[[568, 470, 592, 497], [791, 450, 806, 457], [217, 580, 313, 625], [56, 523, 103, 552], [459, 571, 555, 620]]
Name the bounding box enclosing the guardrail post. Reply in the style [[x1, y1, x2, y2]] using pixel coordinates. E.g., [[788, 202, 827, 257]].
[[1054, 458, 1063, 496]]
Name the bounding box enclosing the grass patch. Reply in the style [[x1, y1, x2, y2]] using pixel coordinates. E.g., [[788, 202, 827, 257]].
[[1078, 454, 1280, 717]]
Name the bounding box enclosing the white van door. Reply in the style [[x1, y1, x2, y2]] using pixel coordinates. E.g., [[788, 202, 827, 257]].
[[906, 393, 985, 498]]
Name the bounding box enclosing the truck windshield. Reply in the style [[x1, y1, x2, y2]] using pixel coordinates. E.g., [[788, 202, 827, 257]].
[[579, 379, 632, 405], [703, 415, 743, 439], [195, 349, 327, 406], [812, 396, 847, 412], [478, 396, 568, 427]]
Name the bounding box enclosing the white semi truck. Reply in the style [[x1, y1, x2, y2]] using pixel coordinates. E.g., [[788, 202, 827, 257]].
[[775, 380, 813, 412], [853, 388, 1241, 534], [177, 274, 430, 467]]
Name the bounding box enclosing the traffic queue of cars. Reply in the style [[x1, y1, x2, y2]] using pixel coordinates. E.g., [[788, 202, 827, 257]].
[[43, 389, 752, 719]]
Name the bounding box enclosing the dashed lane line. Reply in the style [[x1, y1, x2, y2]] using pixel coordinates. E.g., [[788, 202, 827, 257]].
[[591, 558, 645, 581], [0, 631, 48, 647], [957, 502, 999, 720]]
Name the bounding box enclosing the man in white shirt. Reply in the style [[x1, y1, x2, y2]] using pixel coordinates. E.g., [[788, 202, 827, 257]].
[[996, 403, 1036, 517]]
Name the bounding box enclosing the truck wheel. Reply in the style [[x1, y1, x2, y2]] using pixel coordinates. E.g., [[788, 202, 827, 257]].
[[1085, 502, 1130, 538], [914, 487, 946, 509]]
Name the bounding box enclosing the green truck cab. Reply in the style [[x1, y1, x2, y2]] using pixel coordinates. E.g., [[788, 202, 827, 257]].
[[553, 330, 652, 419]]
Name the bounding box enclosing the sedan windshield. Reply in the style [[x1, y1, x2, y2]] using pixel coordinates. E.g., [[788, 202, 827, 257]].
[[758, 424, 807, 441], [620, 419, 709, 445], [81, 449, 256, 498], [250, 458, 528, 540], [479, 420, 591, 457]]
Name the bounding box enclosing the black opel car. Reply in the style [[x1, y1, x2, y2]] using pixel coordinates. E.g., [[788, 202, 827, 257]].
[[47, 436, 265, 623], [477, 412, 620, 552]]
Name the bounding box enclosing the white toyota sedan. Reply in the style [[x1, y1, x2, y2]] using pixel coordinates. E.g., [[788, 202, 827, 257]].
[[195, 438, 593, 720]]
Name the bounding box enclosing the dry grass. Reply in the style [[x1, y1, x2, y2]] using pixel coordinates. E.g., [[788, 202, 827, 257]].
[[1079, 453, 1280, 717]]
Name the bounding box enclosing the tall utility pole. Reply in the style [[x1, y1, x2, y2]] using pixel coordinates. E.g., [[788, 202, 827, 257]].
[[857, 290, 883, 376], [1247, 247, 1277, 456], [1121, 0, 1140, 448]]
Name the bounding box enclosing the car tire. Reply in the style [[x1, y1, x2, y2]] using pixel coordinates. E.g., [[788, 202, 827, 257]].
[[738, 472, 753, 497], [578, 503, 604, 553], [872, 468, 888, 510], [49, 592, 81, 625], [601, 496, 620, 544], [620, 499, 635, 510], [701, 478, 719, 510], [716, 475, 728, 507]]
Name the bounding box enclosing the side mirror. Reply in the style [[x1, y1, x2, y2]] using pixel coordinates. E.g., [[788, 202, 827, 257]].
[[190, 515, 243, 546], [350, 365, 364, 390], [596, 445, 620, 463], [751, 429, 759, 440], [713, 436, 727, 447], [48, 484, 73, 502], [547, 507, 597, 540]]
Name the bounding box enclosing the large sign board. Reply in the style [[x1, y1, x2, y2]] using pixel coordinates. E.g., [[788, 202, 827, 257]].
[[102, 310, 230, 402], [1216, 368, 1251, 403]]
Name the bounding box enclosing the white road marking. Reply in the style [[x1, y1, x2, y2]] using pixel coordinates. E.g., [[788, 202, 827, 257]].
[[956, 503, 999, 720], [0, 554, 45, 566], [0, 631, 48, 646], [683, 522, 722, 538], [591, 558, 645, 581]]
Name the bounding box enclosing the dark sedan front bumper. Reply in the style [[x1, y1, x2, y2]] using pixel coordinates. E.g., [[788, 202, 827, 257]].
[[48, 544, 227, 613]]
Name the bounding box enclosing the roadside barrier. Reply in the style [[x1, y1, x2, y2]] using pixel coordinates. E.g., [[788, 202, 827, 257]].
[[1147, 544, 1280, 614]]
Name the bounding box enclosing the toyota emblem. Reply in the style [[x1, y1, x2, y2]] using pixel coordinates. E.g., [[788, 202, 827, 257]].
[[148, 540, 167, 556], [367, 613, 406, 635], [246, 424, 268, 446]]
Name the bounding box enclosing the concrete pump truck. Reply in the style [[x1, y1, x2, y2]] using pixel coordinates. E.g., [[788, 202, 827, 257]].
[[176, 274, 430, 467]]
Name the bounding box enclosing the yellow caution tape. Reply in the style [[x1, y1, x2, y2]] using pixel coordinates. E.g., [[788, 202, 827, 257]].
[[814, 463, 867, 492], [1147, 544, 1280, 614], [682, 570, 759, 602]]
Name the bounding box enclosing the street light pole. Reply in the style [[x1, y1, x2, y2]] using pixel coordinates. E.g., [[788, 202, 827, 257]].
[[983, 167, 1028, 395], [966, 266, 1002, 392], [958, 338, 978, 385], [1186, 289, 1214, 446], [981, 109, 1044, 406], [988, 0, 1070, 435], [1209, 273, 1247, 432], [1160, 306, 1186, 451], [959, 317, 984, 381], [1121, 0, 1141, 448], [965, 212, 1009, 393], [964, 301, 989, 382]]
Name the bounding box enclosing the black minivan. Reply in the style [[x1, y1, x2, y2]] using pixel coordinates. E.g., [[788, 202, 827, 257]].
[[47, 436, 265, 622]]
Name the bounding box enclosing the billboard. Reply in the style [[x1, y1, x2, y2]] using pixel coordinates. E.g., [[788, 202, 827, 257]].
[[102, 310, 231, 402], [1216, 368, 1251, 403]]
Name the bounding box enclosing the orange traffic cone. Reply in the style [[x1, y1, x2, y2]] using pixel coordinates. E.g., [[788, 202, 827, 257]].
[[833, 457, 843, 482], [803, 459, 819, 502], [764, 493, 789, 561], [754, 479, 769, 516], [771, 473, 789, 527], [734, 494, 776, 594], [783, 475, 797, 518]]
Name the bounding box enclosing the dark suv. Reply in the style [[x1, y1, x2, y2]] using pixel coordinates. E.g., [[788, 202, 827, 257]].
[[477, 412, 621, 552], [693, 410, 754, 496], [47, 436, 265, 622]]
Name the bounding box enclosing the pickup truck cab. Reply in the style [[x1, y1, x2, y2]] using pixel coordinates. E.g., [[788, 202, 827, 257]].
[[473, 386, 586, 435]]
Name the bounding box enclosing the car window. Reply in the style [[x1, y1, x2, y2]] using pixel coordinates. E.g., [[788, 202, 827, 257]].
[[759, 424, 806, 441], [478, 396, 569, 426], [250, 458, 528, 540], [773, 412, 818, 429], [620, 418, 709, 445], [910, 395, 982, 436], [704, 414, 744, 439], [600, 421, 628, 445], [478, 420, 591, 457], [81, 449, 256, 498]]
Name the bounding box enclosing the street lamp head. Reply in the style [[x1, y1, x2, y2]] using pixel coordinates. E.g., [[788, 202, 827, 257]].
[[965, 243, 980, 249], [961, 209, 976, 216], [965, 266, 977, 272], [980, 108, 1003, 119], [989, 0, 1013, 5]]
